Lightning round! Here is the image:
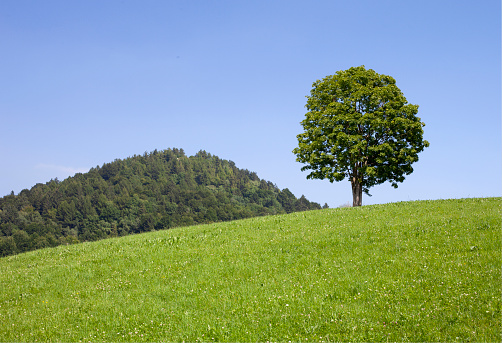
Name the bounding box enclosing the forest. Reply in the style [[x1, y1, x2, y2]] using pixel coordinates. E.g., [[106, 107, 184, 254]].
[[0, 148, 322, 257]]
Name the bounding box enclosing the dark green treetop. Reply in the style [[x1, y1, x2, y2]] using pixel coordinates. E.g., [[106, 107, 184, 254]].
[[293, 66, 429, 206], [0, 148, 321, 257]]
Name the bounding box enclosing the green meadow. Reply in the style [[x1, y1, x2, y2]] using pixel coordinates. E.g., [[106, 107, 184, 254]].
[[0, 197, 500, 342]]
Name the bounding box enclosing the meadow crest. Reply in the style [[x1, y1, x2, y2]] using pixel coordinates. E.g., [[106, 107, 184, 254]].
[[0, 198, 500, 342]]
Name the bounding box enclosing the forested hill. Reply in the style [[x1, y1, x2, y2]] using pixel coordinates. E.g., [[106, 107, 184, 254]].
[[0, 148, 322, 257]]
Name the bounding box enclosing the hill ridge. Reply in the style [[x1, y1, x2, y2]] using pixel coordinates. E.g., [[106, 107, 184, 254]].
[[0, 148, 321, 257]]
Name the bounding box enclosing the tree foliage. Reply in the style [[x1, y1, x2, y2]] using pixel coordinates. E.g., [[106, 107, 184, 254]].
[[293, 66, 429, 206], [0, 148, 321, 257]]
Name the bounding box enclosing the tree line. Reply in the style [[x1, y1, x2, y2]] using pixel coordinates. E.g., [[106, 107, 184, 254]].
[[0, 148, 322, 257]]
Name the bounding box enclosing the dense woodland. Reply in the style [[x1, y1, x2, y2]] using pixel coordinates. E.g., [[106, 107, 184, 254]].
[[0, 148, 322, 257]]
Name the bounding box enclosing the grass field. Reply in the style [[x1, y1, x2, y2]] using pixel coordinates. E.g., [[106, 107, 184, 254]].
[[0, 197, 500, 342]]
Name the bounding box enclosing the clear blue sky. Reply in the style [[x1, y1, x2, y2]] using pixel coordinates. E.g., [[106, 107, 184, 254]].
[[1, 0, 500, 207]]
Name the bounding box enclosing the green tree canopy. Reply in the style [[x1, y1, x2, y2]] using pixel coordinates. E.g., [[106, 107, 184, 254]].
[[293, 66, 429, 206]]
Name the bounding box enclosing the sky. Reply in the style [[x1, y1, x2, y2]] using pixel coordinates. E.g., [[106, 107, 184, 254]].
[[1, 0, 500, 207]]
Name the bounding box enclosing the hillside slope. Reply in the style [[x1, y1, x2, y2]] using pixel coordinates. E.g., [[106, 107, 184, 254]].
[[0, 148, 321, 256], [0, 198, 500, 342]]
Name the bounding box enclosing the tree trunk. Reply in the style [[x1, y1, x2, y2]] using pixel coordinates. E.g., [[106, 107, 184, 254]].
[[351, 180, 363, 207]]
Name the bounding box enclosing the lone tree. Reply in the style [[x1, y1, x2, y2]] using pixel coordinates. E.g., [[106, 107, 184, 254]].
[[293, 66, 429, 206]]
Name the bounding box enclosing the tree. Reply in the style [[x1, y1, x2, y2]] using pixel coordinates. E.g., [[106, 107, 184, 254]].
[[293, 66, 429, 206], [0, 236, 17, 256]]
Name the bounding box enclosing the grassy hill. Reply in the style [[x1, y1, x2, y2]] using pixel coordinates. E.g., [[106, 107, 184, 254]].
[[0, 197, 500, 342]]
